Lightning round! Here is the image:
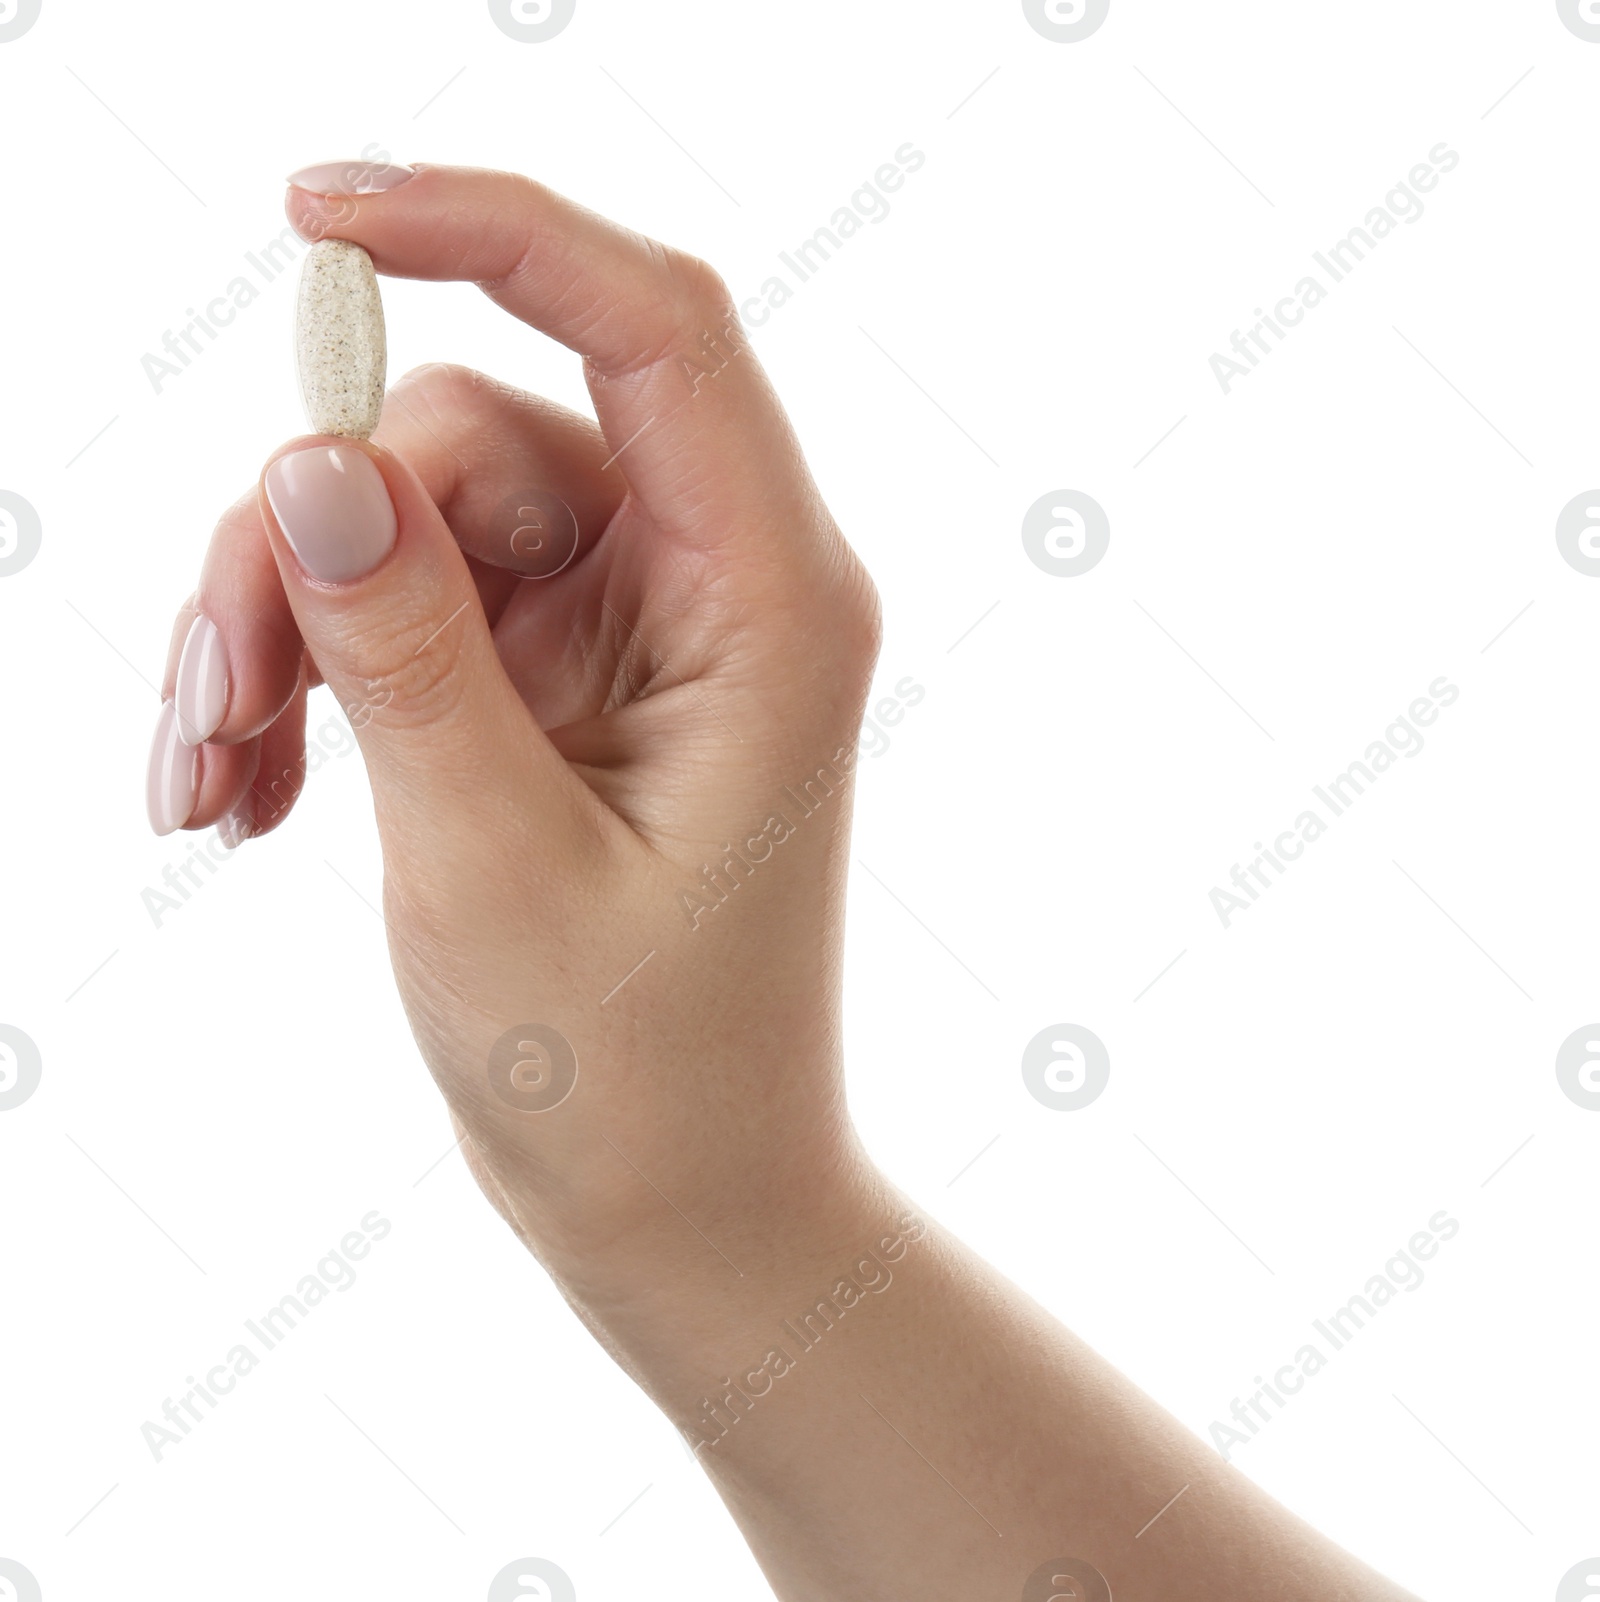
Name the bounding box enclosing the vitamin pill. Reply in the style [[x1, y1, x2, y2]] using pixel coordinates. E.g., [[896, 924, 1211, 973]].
[[295, 239, 386, 438]]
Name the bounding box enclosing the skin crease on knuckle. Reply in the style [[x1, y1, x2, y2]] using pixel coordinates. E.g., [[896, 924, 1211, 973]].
[[357, 634, 470, 739], [610, 245, 735, 382]]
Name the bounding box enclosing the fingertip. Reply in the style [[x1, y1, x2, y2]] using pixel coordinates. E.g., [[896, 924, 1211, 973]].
[[284, 186, 358, 243], [173, 613, 229, 746], [244, 677, 310, 840], [170, 491, 309, 746], [146, 701, 198, 838], [184, 734, 260, 834], [283, 160, 421, 243]]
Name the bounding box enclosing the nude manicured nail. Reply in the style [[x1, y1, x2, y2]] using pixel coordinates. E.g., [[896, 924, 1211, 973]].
[[147, 700, 198, 836], [264, 445, 397, 584], [174, 613, 228, 745], [217, 808, 254, 851], [286, 161, 415, 196]]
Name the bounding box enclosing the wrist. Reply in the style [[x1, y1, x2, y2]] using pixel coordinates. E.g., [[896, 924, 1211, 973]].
[[532, 1132, 911, 1412]]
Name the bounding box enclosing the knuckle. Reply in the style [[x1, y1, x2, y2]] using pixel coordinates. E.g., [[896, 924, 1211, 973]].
[[644, 246, 739, 368], [806, 536, 882, 677], [666, 248, 734, 320], [588, 237, 743, 379], [216, 489, 262, 540], [390, 363, 533, 446], [340, 614, 469, 733], [392, 361, 487, 418], [840, 563, 884, 677]]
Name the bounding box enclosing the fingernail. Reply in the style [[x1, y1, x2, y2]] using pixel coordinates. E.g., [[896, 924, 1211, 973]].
[[147, 700, 199, 836], [174, 613, 228, 745], [217, 807, 254, 851], [287, 160, 415, 196], [264, 445, 397, 584]]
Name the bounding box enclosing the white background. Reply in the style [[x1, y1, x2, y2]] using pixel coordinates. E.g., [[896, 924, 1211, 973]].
[[1, 2, 1595, 1599]]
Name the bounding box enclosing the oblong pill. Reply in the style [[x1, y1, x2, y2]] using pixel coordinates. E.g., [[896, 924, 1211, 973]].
[[295, 239, 386, 439]]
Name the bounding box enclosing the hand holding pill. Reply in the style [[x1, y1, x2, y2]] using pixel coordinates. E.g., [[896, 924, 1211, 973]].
[[144, 163, 1421, 1602]]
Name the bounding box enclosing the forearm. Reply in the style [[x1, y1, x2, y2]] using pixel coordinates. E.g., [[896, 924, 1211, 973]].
[[554, 1151, 1423, 1602]]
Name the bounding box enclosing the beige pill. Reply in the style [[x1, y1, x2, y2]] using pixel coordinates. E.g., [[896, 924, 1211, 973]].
[[295, 239, 386, 438]]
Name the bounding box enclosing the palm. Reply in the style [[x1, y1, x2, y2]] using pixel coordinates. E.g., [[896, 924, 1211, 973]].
[[468, 491, 743, 846]]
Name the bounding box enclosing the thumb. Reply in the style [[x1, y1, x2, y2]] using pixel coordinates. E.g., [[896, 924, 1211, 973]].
[[257, 437, 579, 843]]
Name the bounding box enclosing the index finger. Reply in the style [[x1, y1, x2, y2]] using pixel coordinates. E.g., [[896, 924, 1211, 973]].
[[286, 163, 820, 561]]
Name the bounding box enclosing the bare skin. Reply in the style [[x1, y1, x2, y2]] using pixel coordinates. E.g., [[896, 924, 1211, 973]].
[[155, 163, 1422, 1602]]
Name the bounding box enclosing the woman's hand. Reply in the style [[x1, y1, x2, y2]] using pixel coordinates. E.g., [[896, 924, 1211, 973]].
[[156, 163, 884, 1296], [152, 164, 1422, 1602]]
